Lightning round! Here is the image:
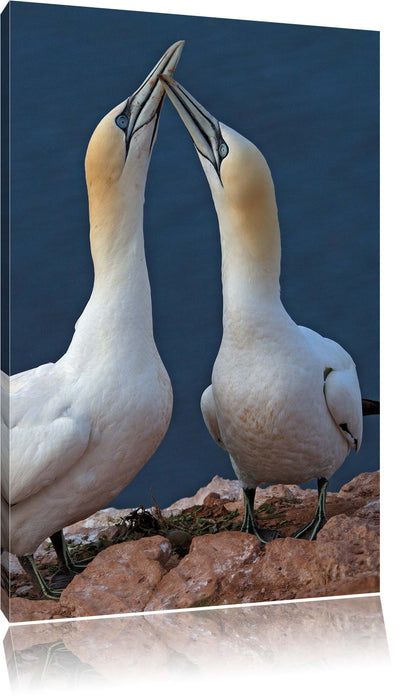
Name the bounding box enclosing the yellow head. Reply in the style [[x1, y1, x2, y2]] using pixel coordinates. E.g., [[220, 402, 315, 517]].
[[159, 76, 280, 265], [85, 41, 184, 235]]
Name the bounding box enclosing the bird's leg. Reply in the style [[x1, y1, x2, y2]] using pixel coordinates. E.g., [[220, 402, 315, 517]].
[[50, 530, 93, 585], [51, 530, 86, 573], [51, 530, 92, 574], [241, 488, 257, 532], [292, 477, 329, 540], [241, 487, 279, 544], [18, 555, 63, 601]]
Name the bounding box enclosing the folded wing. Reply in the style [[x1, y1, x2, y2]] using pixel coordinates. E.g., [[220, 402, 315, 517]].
[[2, 365, 91, 505], [323, 364, 363, 451]]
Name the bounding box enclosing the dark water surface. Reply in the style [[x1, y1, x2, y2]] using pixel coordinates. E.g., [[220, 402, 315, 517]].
[[8, 2, 379, 508]]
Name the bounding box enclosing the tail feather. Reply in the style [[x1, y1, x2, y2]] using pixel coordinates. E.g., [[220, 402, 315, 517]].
[[362, 398, 380, 416]]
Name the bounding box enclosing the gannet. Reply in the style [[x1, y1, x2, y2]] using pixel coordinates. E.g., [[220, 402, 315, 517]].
[[160, 75, 379, 543], [1, 41, 184, 599]]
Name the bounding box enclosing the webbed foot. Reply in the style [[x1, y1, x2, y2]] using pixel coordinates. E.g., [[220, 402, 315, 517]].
[[50, 530, 93, 574], [292, 513, 327, 541], [18, 555, 64, 600], [241, 488, 280, 545]]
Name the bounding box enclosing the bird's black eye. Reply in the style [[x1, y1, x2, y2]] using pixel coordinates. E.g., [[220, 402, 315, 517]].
[[219, 142, 229, 159], [116, 114, 129, 130]]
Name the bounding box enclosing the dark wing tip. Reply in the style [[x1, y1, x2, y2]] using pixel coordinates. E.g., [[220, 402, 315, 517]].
[[362, 398, 380, 416]]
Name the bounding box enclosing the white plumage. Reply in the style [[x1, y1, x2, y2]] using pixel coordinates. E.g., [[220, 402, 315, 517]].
[[1, 42, 183, 593], [161, 75, 364, 541]]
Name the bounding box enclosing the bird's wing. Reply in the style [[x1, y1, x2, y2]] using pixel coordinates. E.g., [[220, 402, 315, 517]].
[[323, 365, 363, 451], [2, 365, 91, 505], [200, 385, 226, 450], [299, 326, 363, 451], [362, 398, 380, 415]]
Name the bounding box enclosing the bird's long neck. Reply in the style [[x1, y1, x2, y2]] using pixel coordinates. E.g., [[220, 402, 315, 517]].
[[217, 202, 285, 338], [90, 219, 153, 334], [67, 183, 156, 364], [89, 186, 150, 300]]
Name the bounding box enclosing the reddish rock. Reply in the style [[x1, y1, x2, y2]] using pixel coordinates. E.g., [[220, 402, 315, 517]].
[[145, 532, 262, 611], [162, 475, 243, 515], [7, 596, 63, 623], [243, 513, 379, 603], [309, 574, 380, 598], [146, 509, 379, 610], [58, 536, 171, 618], [3, 471, 380, 620], [339, 470, 380, 500]]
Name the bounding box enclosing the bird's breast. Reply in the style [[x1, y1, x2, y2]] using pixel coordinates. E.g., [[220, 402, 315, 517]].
[[213, 351, 317, 442], [91, 353, 172, 448], [211, 341, 348, 485]]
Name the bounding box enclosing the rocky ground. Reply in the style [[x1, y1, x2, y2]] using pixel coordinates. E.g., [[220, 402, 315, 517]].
[[1, 470, 379, 622]]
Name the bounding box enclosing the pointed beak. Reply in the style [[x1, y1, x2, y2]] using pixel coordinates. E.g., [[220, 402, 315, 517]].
[[126, 40, 184, 148], [158, 75, 226, 179]]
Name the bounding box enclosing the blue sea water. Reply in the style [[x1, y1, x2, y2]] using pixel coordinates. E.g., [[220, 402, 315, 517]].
[[6, 2, 379, 509]]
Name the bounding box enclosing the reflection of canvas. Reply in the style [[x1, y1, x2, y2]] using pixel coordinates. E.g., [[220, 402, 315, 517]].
[[4, 597, 389, 689], [1, 2, 379, 622]]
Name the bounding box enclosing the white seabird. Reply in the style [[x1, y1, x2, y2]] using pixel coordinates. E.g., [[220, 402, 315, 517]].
[[160, 75, 379, 543], [1, 41, 184, 599]]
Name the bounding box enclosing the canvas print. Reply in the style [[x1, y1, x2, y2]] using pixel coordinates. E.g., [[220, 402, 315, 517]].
[[1, 1, 379, 622]]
